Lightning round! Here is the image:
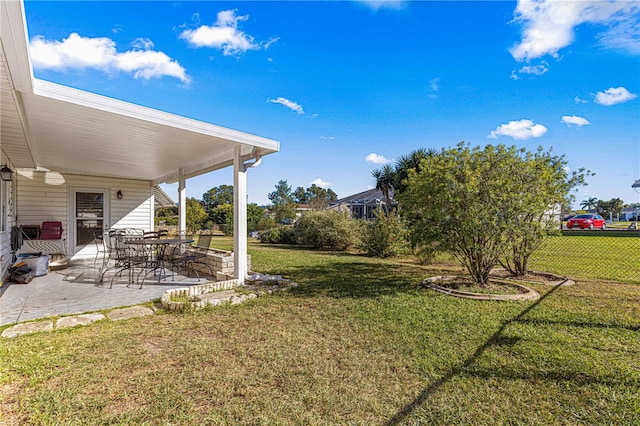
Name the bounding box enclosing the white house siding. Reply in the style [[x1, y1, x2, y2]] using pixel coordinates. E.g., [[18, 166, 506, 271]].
[[15, 170, 153, 257], [0, 157, 18, 282]]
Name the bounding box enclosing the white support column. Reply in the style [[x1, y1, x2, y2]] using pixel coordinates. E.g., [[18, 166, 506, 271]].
[[178, 168, 186, 236], [149, 191, 156, 232], [233, 146, 248, 284]]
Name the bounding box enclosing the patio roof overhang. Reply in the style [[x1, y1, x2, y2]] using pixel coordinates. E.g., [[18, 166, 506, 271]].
[[1, 1, 279, 184]]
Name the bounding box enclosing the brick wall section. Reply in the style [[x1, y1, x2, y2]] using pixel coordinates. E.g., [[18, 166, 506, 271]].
[[183, 248, 251, 281]]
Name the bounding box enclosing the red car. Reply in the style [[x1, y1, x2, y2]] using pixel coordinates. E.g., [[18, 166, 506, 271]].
[[566, 214, 606, 230]]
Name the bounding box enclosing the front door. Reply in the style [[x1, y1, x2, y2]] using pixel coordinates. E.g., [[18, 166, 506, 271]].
[[70, 188, 110, 255]]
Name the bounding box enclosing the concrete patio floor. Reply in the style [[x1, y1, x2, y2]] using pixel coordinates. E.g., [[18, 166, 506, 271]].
[[0, 259, 206, 326]]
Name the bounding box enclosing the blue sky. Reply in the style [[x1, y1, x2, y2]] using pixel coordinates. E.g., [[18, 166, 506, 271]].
[[23, 0, 640, 208]]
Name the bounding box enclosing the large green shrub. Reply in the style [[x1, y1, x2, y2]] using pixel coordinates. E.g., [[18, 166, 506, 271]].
[[294, 210, 359, 250], [258, 225, 297, 244], [361, 209, 409, 257]]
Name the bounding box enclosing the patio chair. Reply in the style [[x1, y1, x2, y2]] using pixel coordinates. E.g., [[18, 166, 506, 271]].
[[167, 232, 214, 280], [93, 230, 106, 267], [143, 231, 159, 239], [98, 229, 147, 287]]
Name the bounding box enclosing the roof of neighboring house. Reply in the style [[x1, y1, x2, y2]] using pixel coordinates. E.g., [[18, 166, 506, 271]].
[[330, 188, 395, 206], [1, 1, 279, 184]]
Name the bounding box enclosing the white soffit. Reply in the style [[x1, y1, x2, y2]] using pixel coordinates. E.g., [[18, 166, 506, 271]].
[[23, 79, 279, 182], [1, 0, 279, 183]]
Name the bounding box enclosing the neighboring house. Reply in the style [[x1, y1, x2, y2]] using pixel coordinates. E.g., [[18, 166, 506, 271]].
[[295, 204, 312, 219], [542, 203, 562, 229], [0, 1, 279, 283], [621, 207, 639, 221], [328, 188, 395, 220]]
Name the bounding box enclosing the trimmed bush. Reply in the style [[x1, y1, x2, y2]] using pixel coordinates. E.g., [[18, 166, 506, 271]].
[[294, 210, 359, 250], [362, 210, 409, 257], [259, 225, 298, 244]]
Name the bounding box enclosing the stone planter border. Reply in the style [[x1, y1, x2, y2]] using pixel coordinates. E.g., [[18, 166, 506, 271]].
[[489, 268, 575, 286], [161, 279, 239, 311], [160, 277, 298, 312], [422, 276, 540, 301]]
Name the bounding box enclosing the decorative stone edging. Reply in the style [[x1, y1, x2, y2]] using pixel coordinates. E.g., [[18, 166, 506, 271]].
[[1, 306, 155, 339], [489, 269, 575, 286], [161, 279, 239, 311], [422, 276, 541, 301], [160, 277, 298, 312]]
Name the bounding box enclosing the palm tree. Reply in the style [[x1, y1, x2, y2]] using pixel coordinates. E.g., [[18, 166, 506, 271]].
[[371, 164, 395, 208], [580, 197, 598, 211], [393, 147, 438, 194]]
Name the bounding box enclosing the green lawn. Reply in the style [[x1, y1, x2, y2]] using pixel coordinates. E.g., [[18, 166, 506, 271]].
[[1, 242, 639, 424], [530, 234, 640, 283]]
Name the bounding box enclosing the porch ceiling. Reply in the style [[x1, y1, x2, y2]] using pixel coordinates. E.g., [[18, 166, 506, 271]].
[[1, 1, 279, 184]]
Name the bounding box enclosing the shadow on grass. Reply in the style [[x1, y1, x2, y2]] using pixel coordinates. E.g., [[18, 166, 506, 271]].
[[517, 317, 640, 332], [284, 260, 451, 299], [251, 244, 461, 299], [385, 282, 565, 425]]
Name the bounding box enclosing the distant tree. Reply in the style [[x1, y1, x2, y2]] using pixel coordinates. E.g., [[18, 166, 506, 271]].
[[293, 186, 308, 204], [155, 206, 178, 226], [371, 163, 396, 207], [268, 180, 296, 224], [211, 203, 234, 234], [371, 147, 437, 211], [211, 202, 266, 235], [202, 185, 234, 220], [156, 206, 178, 217], [185, 197, 208, 233], [247, 203, 266, 233], [597, 198, 624, 220], [393, 147, 437, 195], [306, 184, 338, 210], [580, 197, 598, 211]]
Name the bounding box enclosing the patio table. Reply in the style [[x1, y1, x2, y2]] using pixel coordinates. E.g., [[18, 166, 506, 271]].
[[125, 238, 194, 287]]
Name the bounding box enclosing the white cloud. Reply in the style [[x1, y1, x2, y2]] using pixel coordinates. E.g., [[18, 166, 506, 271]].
[[311, 178, 331, 189], [510, 0, 640, 61], [320, 136, 336, 140], [357, 0, 407, 11], [561, 115, 591, 127], [519, 62, 549, 76], [268, 97, 304, 114], [365, 153, 391, 164], [429, 77, 440, 92], [574, 96, 588, 104], [180, 9, 276, 56], [594, 86, 638, 106], [597, 13, 640, 55], [428, 77, 440, 98], [488, 119, 548, 140], [132, 38, 154, 50], [29, 33, 190, 83]]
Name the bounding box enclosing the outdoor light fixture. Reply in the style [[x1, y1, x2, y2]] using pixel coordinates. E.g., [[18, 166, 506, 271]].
[[0, 165, 13, 182], [116, 190, 123, 199]]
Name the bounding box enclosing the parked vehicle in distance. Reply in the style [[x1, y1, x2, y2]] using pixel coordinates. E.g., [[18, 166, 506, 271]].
[[566, 214, 606, 230]]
